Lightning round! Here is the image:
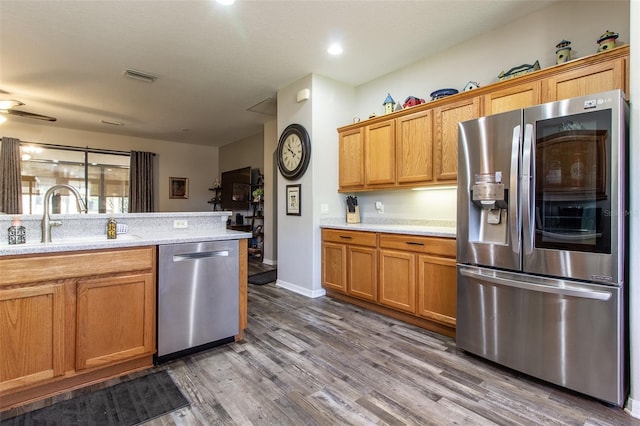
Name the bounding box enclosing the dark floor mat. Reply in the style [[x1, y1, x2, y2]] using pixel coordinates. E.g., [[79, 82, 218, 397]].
[[2, 370, 189, 426], [248, 269, 277, 285]]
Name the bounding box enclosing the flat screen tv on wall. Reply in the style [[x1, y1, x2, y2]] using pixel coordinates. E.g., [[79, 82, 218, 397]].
[[221, 166, 251, 210]]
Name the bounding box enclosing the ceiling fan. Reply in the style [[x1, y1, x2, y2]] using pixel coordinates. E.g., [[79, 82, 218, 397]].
[[0, 99, 57, 122]]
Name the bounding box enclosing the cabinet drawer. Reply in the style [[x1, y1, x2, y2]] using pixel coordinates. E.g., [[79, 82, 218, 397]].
[[0, 247, 155, 286], [379, 234, 455, 257], [322, 229, 377, 247]]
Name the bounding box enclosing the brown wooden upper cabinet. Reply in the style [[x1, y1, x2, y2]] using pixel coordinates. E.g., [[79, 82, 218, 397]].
[[338, 127, 365, 191], [396, 109, 434, 185], [434, 96, 480, 182], [542, 56, 626, 102], [337, 45, 629, 192], [365, 119, 396, 186], [483, 81, 541, 115]]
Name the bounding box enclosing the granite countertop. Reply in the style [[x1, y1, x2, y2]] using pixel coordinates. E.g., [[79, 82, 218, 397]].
[[0, 229, 252, 256], [319, 219, 456, 238], [0, 212, 252, 256]]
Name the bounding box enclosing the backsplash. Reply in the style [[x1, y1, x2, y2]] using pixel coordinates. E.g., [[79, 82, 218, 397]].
[[0, 212, 231, 244], [340, 188, 457, 223]]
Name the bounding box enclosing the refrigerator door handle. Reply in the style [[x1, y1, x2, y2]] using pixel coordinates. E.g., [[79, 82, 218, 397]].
[[521, 123, 535, 254], [510, 125, 521, 253], [459, 267, 612, 301]]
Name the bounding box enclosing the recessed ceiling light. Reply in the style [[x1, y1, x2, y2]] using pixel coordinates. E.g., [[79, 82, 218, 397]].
[[216, 0, 235, 5], [328, 43, 343, 56]]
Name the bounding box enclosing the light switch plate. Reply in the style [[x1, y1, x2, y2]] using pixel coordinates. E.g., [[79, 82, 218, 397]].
[[173, 219, 188, 228], [320, 203, 329, 214]]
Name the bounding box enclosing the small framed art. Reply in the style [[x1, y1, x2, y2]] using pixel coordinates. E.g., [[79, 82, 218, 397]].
[[169, 177, 189, 199], [286, 184, 301, 216]]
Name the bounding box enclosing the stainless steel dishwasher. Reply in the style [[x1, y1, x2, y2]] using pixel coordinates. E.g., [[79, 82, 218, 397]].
[[156, 240, 239, 363]]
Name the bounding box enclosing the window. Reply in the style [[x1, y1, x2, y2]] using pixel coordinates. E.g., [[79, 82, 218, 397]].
[[20, 144, 130, 215]]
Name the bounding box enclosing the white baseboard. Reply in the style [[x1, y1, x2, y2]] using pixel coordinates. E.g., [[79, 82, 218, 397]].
[[625, 396, 640, 419], [262, 258, 277, 266], [275, 279, 326, 298]]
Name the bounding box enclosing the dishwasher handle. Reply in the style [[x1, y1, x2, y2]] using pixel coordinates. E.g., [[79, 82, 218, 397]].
[[173, 250, 229, 261]]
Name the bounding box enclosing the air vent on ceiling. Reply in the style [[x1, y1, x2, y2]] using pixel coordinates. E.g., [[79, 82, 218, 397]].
[[123, 69, 158, 83], [101, 119, 123, 126], [246, 97, 277, 116]]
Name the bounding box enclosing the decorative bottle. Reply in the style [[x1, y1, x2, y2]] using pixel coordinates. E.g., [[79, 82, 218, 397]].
[[8, 216, 26, 245], [106, 216, 117, 239]]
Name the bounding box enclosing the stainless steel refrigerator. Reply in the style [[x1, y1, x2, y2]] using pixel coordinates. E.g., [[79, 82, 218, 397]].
[[456, 90, 629, 406]]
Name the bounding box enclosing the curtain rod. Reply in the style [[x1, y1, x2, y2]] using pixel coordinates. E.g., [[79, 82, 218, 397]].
[[18, 140, 155, 156]]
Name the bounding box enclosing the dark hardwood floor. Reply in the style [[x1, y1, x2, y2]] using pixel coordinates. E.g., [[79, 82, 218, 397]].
[[4, 283, 639, 425], [248, 257, 276, 276]]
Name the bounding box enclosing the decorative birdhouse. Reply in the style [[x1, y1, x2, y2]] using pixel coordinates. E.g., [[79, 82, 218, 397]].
[[597, 30, 618, 52], [383, 93, 396, 114], [463, 81, 480, 92], [555, 40, 571, 64]]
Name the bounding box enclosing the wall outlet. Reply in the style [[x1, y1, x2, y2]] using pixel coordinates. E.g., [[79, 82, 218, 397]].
[[375, 201, 384, 214], [320, 203, 329, 214], [173, 219, 188, 228]]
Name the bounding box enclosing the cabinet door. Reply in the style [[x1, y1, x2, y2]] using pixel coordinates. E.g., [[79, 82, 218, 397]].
[[484, 81, 541, 115], [322, 241, 347, 293], [365, 119, 396, 186], [379, 249, 416, 313], [338, 127, 365, 190], [0, 284, 65, 392], [348, 246, 377, 301], [76, 273, 155, 370], [542, 58, 625, 102], [435, 97, 480, 182], [396, 109, 433, 185], [417, 255, 457, 327]]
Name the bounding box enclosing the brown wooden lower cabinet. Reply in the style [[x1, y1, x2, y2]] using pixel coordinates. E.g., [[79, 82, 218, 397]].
[[322, 228, 456, 336], [348, 245, 377, 301], [0, 283, 65, 393], [76, 273, 155, 370], [379, 249, 416, 313], [0, 247, 156, 411], [417, 254, 457, 327], [321, 229, 377, 301]]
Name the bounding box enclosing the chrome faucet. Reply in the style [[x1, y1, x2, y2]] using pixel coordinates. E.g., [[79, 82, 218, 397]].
[[41, 184, 87, 243]]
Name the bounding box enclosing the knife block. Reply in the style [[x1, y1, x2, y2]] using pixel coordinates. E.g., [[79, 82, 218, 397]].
[[346, 206, 360, 224]]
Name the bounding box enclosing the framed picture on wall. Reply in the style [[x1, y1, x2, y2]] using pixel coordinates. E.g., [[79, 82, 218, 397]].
[[286, 184, 301, 216], [169, 177, 189, 199]]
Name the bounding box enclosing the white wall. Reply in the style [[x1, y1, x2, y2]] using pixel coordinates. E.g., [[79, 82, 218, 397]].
[[218, 132, 263, 174], [310, 74, 357, 293], [1, 121, 218, 212], [276, 74, 315, 295], [276, 74, 355, 296]]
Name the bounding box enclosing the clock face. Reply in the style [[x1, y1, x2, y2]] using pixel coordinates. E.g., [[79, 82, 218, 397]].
[[281, 134, 303, 171], [277, 124, 310, 180]]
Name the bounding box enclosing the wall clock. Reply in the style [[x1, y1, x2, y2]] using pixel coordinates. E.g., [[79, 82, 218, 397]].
[[277, 123, 311, 180]]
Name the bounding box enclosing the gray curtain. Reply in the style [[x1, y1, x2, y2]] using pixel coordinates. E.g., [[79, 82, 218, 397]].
[[0, 137, 23, 214], [129, 151, 155, 212]]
